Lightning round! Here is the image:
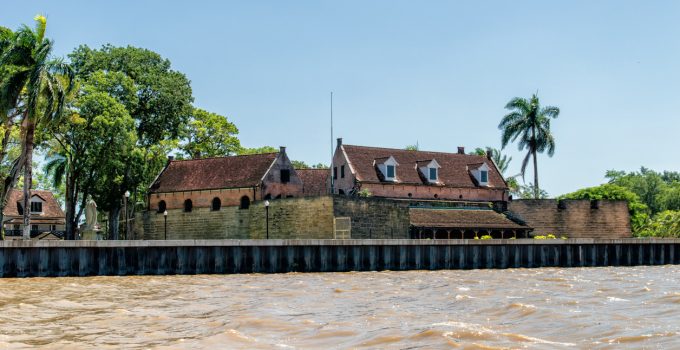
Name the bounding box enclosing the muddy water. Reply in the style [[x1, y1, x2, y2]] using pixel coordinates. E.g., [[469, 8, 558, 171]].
[[1, 266, 679, 349]]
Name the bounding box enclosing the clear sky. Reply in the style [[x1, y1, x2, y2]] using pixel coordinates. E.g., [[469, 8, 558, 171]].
[[3, 1, 680, 196]]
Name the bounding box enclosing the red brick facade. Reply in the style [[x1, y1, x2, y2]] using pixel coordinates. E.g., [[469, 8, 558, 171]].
[[148, 147, 304, 211], [331, 139, 508, 202]]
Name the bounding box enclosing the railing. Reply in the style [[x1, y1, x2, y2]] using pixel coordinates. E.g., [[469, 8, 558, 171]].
[[4, 230, 65, 239]]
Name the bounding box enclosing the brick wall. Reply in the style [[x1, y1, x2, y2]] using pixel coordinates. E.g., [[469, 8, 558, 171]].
[[333, 196, 410, 239], [149, 187, 257, 212], [142, 196, 334, 240], [507, 199, 632, 238], [360, 183, 507, 201]]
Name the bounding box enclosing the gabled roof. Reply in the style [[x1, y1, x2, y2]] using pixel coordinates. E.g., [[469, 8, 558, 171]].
[[341, 145, 507, 189], [297, 169, 330, 196], [410, 208, 527, 229], [149, 153, 279, 193], [3, 190, 65, 218]]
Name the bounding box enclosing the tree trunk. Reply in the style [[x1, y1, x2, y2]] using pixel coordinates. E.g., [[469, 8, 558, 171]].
[[109, 205, 121, 240], [22, 119, 35, 240], [0, 157, 24, 240], [533, 148, 539, 199], [0, 116, 17, 240]]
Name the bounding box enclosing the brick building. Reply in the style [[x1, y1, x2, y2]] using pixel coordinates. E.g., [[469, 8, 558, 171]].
[[3, 190, 65, 239], [331, 138, 508, 201], [148, 147, 306, 213]]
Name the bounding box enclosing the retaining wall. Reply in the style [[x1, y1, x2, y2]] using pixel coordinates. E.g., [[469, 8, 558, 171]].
[[0, 239, 678, 277]]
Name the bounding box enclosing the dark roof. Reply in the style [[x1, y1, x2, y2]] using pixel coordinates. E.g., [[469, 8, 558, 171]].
[[150, 153, 278, 193], [342, 145, 507, 189], [3, 190, 65, 218], [410, 208, 527, 229], [297, 169, 330, 196]]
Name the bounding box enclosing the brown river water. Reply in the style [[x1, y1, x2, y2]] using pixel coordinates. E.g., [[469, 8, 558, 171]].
[[1, 266, 679, 349]]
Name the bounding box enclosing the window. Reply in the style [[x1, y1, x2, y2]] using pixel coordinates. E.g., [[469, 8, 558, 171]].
[[157, 200, 166, 213], [51, 225, 56, 231], [30, 202, 42, 213], [338, 189, 345, 195], [333, 167, 338, 180], [211, 197, 221, 211], [341, 165, 345, 178], [16, 203, 23, 215], [13, 224, 19, 230], [239, 196, 250, 209], [31, 224, 38, 231], [281, 169, 290, 183], [264, 193, 272, 200], [184, 199, 193, 212], [429, 168, 437, 181], [386, 165, 395, 178], [480, 170, 488, 183]]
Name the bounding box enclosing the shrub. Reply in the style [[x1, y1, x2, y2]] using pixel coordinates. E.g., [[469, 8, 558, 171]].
[[546, 234, 556, 239], [534, 235, 547, 239], [480, 235, 492, 240]]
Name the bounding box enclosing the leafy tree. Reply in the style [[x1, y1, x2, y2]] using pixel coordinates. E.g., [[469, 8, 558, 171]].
[[559, 183, 649, 234], [606, 167, 680, 214], [404, 144, 419, 151], [180, 108, 240, 159], [291, 160, 329, 169], [68, 45, 192, 239], [515, 182, 549, 199], [237, 146, 278, 155], [0, 15, 74, 239], [638, 211, 680, 238], [499, 94, 559, 199], [47, 74, 138, 239]]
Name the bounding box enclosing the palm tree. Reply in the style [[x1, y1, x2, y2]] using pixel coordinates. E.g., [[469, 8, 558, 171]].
[[0, 15, 73, 239], [499, 94, 559, 199]]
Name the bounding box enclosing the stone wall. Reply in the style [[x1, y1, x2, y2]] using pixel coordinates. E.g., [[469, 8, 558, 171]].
[[142, 196, 334, 240], [507, 199, 632, 239], [332, 196, 410, 239]]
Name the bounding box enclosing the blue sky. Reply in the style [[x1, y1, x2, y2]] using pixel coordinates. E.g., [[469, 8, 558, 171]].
[[3, 1, 680, 196]]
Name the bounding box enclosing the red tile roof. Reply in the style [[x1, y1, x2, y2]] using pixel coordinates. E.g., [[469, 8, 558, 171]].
[[3, 190, 65, 219], [150, 153, 278, 193], [410, 208, 527, 229], [342, 145, 507, 189], [297, 169, 330, 196]]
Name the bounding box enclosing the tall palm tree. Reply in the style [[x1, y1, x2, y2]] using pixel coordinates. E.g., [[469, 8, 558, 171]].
[[499, 94, 559, 199], [0, 15, 73, 239]]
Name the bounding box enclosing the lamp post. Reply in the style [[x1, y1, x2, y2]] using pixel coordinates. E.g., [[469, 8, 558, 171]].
[[264, 200, 270, 239], [163, 210, 168, 240], [124, 190, 130, 240]]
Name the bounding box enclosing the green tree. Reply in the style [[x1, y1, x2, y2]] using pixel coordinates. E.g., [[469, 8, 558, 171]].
[[68, 45, 192, 239], [237, 146, 278, 155], [560, 183, 649, 234], [291, 160, 329, 169], [499, 94, 559, 199], [0, 15, 74, 239], [404, 144, 419, 151], [606, 167, 668, 214], [638, 211, 680, 238], [180, 108, 240, 159]]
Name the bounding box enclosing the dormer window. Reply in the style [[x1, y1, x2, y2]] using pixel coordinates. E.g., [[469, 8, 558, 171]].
[[470, 163, 490, 186], [30, 202, 42, 213], [376, 156, 399, 182], [417, 159, 441, 184]]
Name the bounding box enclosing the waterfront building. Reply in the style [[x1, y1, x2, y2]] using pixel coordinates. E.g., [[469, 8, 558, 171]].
[[148, 147, 310, 213], [2, 190, 65, 239]]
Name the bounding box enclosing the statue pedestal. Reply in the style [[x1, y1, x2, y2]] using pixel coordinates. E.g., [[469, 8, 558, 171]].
[[81, 229, 103, 240]]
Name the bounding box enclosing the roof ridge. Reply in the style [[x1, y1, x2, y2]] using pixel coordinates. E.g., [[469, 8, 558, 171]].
[[343, 144, 485, 157], [170, 152, 279, 162]]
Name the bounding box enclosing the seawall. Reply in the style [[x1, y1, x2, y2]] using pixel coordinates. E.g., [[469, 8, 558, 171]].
[[1, 239, 678, 277]]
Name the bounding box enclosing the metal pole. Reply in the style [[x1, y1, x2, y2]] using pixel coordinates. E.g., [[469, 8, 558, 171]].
[[266, 205, 269, 239], [124, 197, 128, 240], [164, 215, 167, 240]]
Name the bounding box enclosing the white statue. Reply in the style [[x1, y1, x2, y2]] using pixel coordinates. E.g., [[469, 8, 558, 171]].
[[85, 195, 98, 230]]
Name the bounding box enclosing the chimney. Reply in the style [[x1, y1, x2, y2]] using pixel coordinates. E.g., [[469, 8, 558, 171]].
[[457, 146, 465, 154], [279, 146, 286, 154], [486, 148, 493, 161], [167, 155, 174, 163], [337, 138, 343, 148]]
